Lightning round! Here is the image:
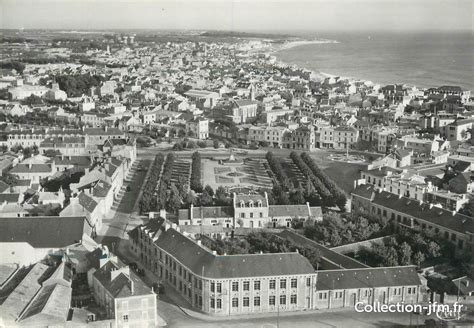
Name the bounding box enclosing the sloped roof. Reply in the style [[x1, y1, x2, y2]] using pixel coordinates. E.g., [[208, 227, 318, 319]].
[[20, 283, 72, 325], [0, 216, 88, 248], [352, 185, 474, 235], [277, 230, 368, 270], [178, 206, 234, 221], [317, 266, 421, 290], [10, 164, 52, 174], [269, 204, 311, 218], [149, 227, 315, 279], [0, 263, 51, 322], [93, 261, 152, 298]]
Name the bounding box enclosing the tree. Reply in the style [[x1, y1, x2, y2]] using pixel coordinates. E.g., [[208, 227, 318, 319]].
[[215, 186, 229, 205], [183, 191, 196, 207], [204, 185, 214, 197], [426, 241, 441, 258], [290, 185, 305, 205], [213, 140, 220, 149], [178, 129, 186, 138], [413, 251, 425, 266], [398, 242, 413, 266], [0, 173, 18, 185], [187, 140, 197, 149], [199, 190, 214, 206], [172, 143, 183, 151], [278, 191, 290, 205], [383, 246, 399, 266], [168, 184, 182, 212]]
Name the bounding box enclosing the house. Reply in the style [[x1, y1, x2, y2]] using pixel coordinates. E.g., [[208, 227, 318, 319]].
[[60, 191, 104, 232], [440, 118, 473, 141], [39, 136, 88, 156], [0, 216, 92, 265], [9, 162, 55, 183], [8, 84, 49, 100], [186, 118, 209, 139], [86, 246, 158, 328], [82, 112, 110, 127], [282, 126, 316, 151], [184, 89, 219, 109], [178, 193, 322, 228], [231, 99, 259, 123]]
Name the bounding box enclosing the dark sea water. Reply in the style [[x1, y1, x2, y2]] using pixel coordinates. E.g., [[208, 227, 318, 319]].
[[276, 31, 473, 90]]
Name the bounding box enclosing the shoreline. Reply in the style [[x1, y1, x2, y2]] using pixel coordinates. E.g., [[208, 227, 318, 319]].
[[268, 38, 367, 85], [268, 38, 472, 91]]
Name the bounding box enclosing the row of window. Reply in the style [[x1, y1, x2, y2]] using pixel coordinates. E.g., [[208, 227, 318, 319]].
[[224, 295, 297, 308], [211, 278, 300, 293]]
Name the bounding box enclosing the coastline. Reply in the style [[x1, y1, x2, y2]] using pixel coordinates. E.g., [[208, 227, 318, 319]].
[[268, 37, 472, 91], [267, 39, 362, 84], [268, 38, 363, 84]]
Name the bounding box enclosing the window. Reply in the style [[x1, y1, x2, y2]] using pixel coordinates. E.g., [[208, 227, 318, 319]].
[[306, 277, 311, 287], [318, 292, 327, 300], [240, 213, 245, 218], [232, 282, 239, 292], [217, 283, 222, 293], [210, 282, 215, 292], [243, 297, 250, 307], [217, 299, 222, 309], [291, 278, 297, 288], [334, 291, 343, 299], [250, 212, 254, 218], [123, 314, 129, 322], [280, 295, 286, 305], [280, 279, 287, 289], [290, 294, 297, 304], [269, 280, 276, 289], [254, 296, 260, 306], [211, 299, 215, 309], [269, 296, 276, 305], [243, 281, 250, 291], [260, 212, 263, 218], [254, 281, 261, 290], [232, 298, 239, 308]]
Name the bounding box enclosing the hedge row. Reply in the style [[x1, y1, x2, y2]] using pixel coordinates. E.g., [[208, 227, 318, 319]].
[[300, 152, 347, 210], [157, 153, 176, 209], [266, 151, 291, 190], [290, 152, 334, 206], [139, 154, 165, 213], [190, 151, 203, 192]]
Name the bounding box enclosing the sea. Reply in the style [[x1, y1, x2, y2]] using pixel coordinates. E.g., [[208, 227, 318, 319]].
[[276, 31, 474, 91]]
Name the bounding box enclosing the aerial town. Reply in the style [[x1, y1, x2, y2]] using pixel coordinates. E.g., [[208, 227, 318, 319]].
[[0, 30, 472, 327]]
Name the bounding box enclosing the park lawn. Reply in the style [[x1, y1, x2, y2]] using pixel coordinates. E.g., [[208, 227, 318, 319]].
[[308, 152, 368, 194], [322, 161, 367, 194]]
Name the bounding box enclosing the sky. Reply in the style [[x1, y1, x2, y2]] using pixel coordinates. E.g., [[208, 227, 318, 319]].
[[1, 0, 472, 32]]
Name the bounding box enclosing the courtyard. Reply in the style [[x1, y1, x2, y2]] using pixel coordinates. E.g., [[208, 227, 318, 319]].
[[202, 157, 273, 190]]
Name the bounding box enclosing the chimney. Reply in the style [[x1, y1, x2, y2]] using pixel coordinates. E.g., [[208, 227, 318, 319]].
[[212, 250, 217, 255], [159, 208, 166, 219], [190, 204, 194, 222], [28, 163, 32, 169], [129, 278, 134, 295], [164, 223, 170, 231], [429, 203, 434, 209], [197, 240, 202, 246], [452, 210, 456, 216]]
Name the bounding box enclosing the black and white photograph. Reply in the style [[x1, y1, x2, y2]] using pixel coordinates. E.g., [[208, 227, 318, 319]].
[[0, 0, 473, 327]]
